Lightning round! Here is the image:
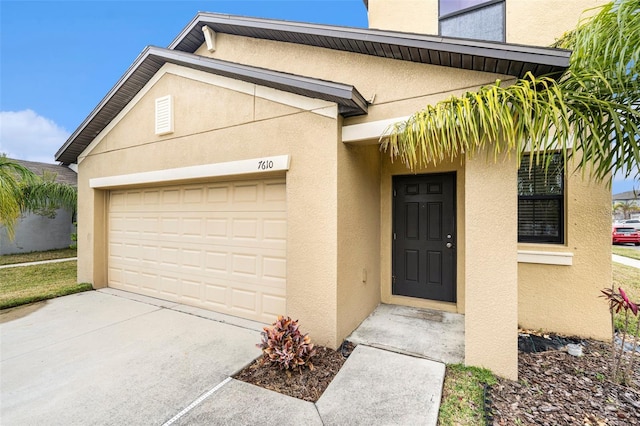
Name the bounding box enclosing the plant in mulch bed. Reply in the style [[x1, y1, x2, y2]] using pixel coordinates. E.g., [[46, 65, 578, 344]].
[[257, 315, 317, 373], [235, 321, 352, 402], [601, 287, 640, 386]]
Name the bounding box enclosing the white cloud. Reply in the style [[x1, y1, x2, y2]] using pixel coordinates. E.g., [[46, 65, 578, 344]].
[[0, 110, 70, 164]]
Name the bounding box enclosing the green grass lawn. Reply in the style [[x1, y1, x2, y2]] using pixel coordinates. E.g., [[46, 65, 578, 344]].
[[612, 261, 640, 334], [438, 364, 496, 425], [0, 248, 77, 266], [0, 261, 91, 310], [612, 245, 640, 261]]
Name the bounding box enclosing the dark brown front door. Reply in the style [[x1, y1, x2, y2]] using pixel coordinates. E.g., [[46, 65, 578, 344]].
[[392, 173, 456, 302]]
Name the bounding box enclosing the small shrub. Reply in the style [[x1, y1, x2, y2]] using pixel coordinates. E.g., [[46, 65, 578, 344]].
[[600, 287, 639, 385], [257, 316, 317, 372]]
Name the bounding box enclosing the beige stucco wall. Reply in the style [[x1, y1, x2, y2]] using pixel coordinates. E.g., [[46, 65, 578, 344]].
[[464, 152, 519, 380], [367, 0, 438, 35], [77, 70, 346, 347], [506, 0, 608, 46], [518, 160, 612, 341], [195, 33, 510, 127], [366, 0, 607, 47], [337, 142, 382, 342]]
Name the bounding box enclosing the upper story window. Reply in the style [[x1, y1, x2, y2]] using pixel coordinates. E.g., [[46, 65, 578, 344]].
[[439, 0, 505, 42], [518, 153, 565, 244]]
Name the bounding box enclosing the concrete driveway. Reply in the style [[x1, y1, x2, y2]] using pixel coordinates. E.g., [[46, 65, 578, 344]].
[[2, 290, 447, 425], [0, 290, 263, 425]]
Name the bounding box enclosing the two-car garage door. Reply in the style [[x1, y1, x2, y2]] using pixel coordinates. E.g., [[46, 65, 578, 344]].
[[107, 178, 287, 323]]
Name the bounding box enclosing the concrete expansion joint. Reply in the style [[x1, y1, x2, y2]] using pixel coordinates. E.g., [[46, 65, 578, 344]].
[[361, 343, 446, 364], [97, 289, 264, 333], [162, 377, 233, 425], [313, 402, 326, 425]]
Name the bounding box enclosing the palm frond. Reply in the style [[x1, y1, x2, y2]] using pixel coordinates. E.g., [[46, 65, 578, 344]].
[[0, 154, 38, 240], [0, 154, 77, 241], [381, 0, 640, 183]]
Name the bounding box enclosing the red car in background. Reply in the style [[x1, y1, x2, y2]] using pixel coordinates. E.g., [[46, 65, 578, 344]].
[[612, 226, 640, 245]]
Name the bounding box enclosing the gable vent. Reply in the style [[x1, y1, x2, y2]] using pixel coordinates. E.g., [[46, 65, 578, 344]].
[[155, 95, 173, 135]]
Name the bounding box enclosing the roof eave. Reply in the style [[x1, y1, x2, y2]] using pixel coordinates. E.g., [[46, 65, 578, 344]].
[[55, 47, 368, 165], [169, 12, 570, 76]]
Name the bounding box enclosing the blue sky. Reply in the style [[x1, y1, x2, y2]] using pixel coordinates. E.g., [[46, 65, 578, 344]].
[[0, 0, 637, 194]]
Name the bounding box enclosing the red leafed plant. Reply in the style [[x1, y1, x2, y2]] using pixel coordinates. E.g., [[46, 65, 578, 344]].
[[257, 316, 317, 372], [600, 287, 640, 385]]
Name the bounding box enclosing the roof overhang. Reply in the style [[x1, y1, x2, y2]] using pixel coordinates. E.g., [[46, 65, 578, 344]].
[[169, 12, 570, 78], [57, 12, 572, 165], [55, 46, 367, 164]]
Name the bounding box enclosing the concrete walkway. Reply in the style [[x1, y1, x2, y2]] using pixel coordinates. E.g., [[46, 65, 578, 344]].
[[612, 254, 640, 269], [347, 304, 464, 364], [1, 290, 445, 425], [0, 257, 77, 269]]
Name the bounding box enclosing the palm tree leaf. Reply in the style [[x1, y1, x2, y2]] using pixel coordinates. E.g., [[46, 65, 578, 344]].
[[381, 0, 640, 184]]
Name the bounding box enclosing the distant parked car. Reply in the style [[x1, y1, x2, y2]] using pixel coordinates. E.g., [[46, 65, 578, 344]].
[[622, 219, 640, 230], [612, 226, 640, 245]]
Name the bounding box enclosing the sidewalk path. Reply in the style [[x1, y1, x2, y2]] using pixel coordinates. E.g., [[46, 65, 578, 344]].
[[0, 257, 77, 270], [612, 254, 640, 269]]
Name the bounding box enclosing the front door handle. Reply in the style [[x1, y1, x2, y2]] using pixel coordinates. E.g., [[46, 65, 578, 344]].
[[446, 242, 453, 248]]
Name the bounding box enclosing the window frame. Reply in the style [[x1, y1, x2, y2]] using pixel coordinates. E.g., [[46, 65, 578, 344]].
[[438, 0, 504, 19], [517, 153, 565, 244]]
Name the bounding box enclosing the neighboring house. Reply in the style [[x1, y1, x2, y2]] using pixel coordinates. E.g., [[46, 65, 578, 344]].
[[0, 159, 77, 255], [613, 190, 640, 220], [55, 0, 611, 379]]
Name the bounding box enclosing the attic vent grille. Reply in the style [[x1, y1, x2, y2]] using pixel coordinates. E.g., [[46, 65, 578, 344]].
[[155, 95, 173, 135]]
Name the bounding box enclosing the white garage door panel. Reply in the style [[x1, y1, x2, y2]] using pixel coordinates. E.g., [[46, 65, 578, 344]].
[[108, 178, 286, 322], [109, 212, 286, 250]]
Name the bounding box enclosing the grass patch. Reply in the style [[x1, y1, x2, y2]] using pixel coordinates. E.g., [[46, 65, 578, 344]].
[[0, 261, 91, 310], [612, 262, 640, 334], [612, 245, 640, 261], [438, 364, 496, 425], [0, 248, 77, 266]]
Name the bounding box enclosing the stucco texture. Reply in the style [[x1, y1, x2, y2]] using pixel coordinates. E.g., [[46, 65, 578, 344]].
[[195, 33, 509, 125], [366, 0, 608, 48], [77, 70, 344, 347], [506, 0, 609, 46], [337, 142, 382, 343], [464, 152, 519, 380], [367, 0, 439, 35]]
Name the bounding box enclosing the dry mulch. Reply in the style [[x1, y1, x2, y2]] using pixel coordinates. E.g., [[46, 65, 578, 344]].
[[235, 336, 640, 425], [489, 339, 640, 425], [234, 342, 355, 402]]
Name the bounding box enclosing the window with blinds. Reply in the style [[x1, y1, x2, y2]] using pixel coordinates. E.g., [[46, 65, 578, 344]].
[[518, 154, 564, 243]]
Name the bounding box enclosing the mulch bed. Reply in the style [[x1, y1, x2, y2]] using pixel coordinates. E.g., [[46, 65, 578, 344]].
[[234, 342, 355, 402], [489, 339, 640, 425], [235, 335, 640, 425]]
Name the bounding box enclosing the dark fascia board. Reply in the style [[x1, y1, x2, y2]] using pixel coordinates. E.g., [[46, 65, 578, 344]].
[[55, 47, 367, 164], [168, 12, 571, 76]]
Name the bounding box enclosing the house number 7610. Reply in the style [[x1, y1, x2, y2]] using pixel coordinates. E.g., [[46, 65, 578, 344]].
[[258, 160, 274, 170]]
